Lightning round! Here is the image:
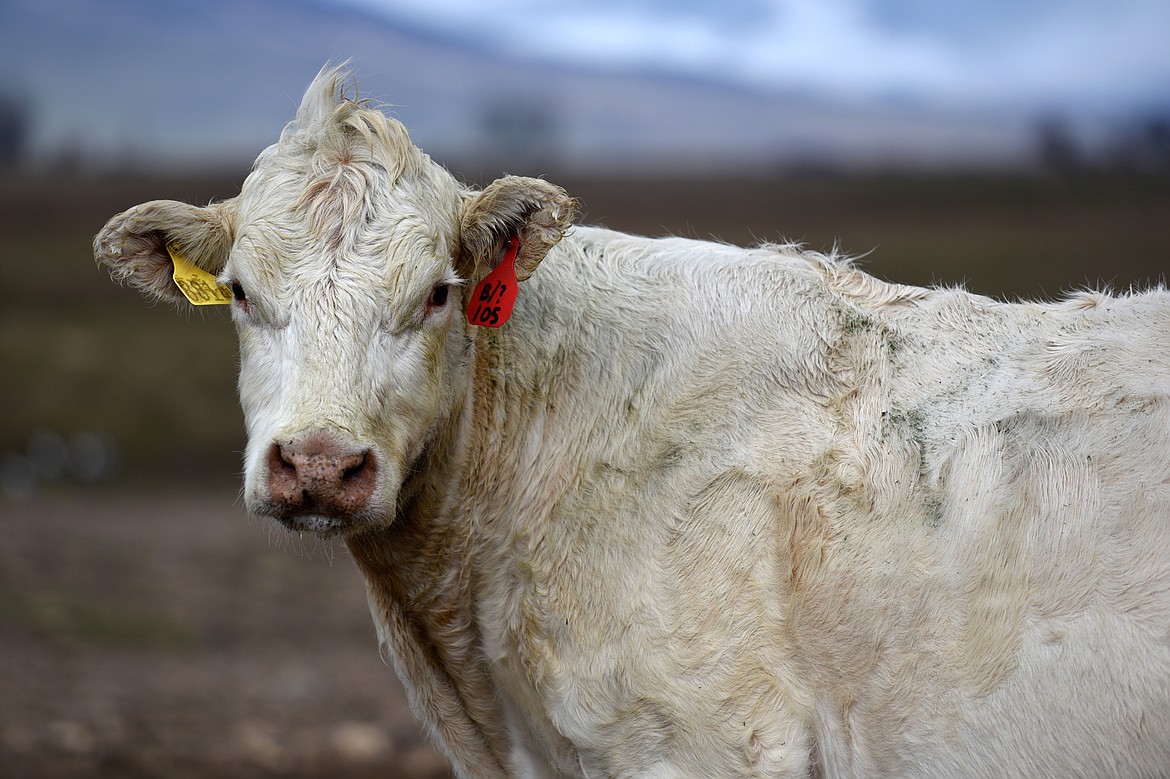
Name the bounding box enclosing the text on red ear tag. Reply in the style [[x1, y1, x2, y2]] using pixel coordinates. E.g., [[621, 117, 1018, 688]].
[[467, 236, 520, 328]]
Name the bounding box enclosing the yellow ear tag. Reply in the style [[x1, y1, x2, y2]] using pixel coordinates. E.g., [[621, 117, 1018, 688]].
[[167, 243, 232, 306]]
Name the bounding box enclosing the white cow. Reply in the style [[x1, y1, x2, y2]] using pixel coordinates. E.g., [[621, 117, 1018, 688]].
[[94, 66, 1170, 778]]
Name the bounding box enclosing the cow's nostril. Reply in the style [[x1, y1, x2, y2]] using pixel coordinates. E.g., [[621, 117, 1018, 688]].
[[342, 452, 370, 481], [268, 442, 297, 478]]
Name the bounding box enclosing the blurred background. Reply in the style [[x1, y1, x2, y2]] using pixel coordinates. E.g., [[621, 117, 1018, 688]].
[[1, 1, 1168, 777]]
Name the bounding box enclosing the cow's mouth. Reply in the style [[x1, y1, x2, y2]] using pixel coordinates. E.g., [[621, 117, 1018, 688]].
[[273, 511, 353, 538], [258, 498, 394, 537], [271, 507, 390, 538]]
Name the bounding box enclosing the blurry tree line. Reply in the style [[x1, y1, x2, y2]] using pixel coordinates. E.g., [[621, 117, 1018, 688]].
[[1038, 113, 1170, 174], [2, 91, 1170, 175], [0, 92, 28, 171]]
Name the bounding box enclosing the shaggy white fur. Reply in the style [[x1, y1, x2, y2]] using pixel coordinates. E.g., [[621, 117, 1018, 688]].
[[95, 66, 1170, 778]]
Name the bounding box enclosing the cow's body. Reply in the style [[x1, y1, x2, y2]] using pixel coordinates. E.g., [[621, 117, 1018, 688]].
[[353, 226, 1170, 778], [95, 68, 1170, 778]]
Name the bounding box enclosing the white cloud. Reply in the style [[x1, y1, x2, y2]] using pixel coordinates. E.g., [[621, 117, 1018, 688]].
[[336, 0, 1170, 111]]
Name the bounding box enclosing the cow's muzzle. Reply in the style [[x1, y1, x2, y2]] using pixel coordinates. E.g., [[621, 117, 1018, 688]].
[[262, 432, 378, 534]]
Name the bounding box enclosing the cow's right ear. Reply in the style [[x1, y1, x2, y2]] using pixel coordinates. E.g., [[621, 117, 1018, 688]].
[[457, 176, 576, 282], [94, 199, 236, 305]]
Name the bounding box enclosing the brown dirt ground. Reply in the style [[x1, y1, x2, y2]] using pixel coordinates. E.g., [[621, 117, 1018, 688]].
[[0, 487, 451, 778]]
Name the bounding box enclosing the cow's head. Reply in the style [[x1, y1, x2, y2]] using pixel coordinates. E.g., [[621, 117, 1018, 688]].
[[93, 66, 575, 536]]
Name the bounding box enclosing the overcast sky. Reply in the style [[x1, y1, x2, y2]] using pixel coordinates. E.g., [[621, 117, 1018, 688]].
[[338, 0, 1170, 111]]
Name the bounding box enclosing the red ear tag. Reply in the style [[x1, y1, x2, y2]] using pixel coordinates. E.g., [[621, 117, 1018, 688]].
[[466, 235, 520, 328]]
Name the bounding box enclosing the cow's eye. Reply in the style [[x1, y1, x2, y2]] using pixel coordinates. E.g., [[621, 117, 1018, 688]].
[[428, 284, 449, 308], [231, 281, 247, 303]]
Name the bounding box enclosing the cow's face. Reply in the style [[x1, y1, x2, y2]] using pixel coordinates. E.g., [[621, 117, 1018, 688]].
[[94, 67, 574, 536], [227, 138, 467, 537]]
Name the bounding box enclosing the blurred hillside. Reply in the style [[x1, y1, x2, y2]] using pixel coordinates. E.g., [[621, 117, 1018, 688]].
[[3, 0, 1169, 175]]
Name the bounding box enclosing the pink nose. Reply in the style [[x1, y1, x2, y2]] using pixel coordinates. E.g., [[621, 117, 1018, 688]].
[[265, 433, 376, 520]]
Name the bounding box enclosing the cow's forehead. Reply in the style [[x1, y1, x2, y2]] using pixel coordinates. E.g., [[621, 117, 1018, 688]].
[[229, 126, 464, 302], [228, 212, 454, 330]]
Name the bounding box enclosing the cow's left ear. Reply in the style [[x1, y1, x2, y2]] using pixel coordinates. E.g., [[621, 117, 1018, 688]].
[[94, 198, 236, 306], [458, 176, 576, 281]]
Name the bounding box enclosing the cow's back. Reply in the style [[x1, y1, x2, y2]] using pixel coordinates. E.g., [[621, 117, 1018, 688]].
[[777, 276, 1170, 776]]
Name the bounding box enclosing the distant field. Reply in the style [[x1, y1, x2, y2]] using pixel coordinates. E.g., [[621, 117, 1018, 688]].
[[2, 171, 1168, 483]]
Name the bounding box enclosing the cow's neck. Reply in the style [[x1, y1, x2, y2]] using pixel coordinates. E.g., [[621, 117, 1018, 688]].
[[344, 332, 520, 777], [343, 242, 597, 775], [346, 232, 655, 774]]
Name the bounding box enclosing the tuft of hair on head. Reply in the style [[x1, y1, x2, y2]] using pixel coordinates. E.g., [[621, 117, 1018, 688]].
[[276, 61, 421, 187], [294, 62, 359, 135]]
